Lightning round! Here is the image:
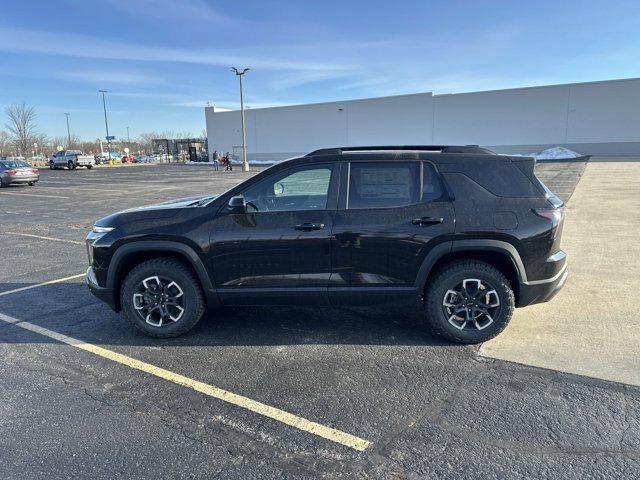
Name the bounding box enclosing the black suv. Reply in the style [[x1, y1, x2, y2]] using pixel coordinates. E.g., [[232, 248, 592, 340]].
[[86, 146, 567, 344]]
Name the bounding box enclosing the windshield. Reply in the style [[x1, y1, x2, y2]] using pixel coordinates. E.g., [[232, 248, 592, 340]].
[[1, 160, 31, 168]]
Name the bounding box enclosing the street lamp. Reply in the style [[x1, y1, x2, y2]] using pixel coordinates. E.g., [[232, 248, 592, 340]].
[[231, 67, 250, 172], [126, 126, 130, 144], [99, 90, 112, 164], [64, 113, 71, 148]]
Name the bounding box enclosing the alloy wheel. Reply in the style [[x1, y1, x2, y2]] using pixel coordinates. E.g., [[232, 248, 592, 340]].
[[442, 278, 500, 331], [132, 275, 185, 327]]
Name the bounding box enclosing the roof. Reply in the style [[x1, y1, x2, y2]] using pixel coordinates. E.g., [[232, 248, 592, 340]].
[[306, 145, 496, 156]]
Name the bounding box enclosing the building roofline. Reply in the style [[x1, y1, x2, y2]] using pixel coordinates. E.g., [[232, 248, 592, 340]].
[[206, 76, 640, 113]]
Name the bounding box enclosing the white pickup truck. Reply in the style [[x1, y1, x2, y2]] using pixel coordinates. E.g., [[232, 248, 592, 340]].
[[49, 150, 95, 170]]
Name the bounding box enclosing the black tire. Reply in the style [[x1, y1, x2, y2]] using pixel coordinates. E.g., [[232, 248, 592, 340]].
[[87, 165, 93, 169], [49, 161, 55, 170], [67, 161, 76, 170], [424, 260, 514, 344], [120, 258, 205, 338], [28, 182, 34, 186]]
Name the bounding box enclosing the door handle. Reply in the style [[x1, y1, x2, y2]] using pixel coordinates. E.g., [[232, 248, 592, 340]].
[[412, 217, 444, 226], [294, 222, 325, 231]]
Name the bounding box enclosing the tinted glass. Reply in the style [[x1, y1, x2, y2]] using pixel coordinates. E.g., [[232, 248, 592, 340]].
[[242, 165, 332, 212], [348, 162, 419, 209], [422, 162, 443, 202], [0, 160, 30, 168]]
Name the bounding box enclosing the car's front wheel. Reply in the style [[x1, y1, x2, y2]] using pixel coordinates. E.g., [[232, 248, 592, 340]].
[[49, 161, 55, 170], [424, 260, 514, 344], [120, 258, 205, 337]]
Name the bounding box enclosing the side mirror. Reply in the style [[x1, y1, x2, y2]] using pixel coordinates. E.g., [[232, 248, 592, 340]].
[[228, 195, 247, 214]]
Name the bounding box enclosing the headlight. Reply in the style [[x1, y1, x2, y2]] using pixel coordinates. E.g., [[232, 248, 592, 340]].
[[92, 226, 114, 234]]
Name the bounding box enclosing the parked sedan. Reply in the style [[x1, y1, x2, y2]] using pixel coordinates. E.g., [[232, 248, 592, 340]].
[[0, 159, 40, 187]]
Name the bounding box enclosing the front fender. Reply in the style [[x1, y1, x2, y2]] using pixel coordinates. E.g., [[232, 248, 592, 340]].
[[107, 240, 218, 310]]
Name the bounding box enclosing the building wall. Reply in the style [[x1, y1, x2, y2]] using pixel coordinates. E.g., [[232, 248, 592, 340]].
[[205, 77, 640, 160]]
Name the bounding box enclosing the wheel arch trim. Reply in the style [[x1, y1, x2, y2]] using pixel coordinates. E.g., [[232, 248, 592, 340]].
[[107, 240, 216, 304], [415, 239, 527, 290]]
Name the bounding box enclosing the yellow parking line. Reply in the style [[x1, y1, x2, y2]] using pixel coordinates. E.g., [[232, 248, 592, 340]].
[[0, 312, 372, 452], [0, 273, 87, 297], [5, 232, 84, 245]]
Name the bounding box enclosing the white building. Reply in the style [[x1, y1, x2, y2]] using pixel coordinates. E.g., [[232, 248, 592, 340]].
[[205, 77, 640, 161]]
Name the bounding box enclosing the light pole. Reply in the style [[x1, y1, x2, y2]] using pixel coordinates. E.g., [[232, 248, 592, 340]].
[[126, 126, 130, 144], [64, 113, 71, 148], [231, 67, 250, 172], [99, 90, 112, 164]]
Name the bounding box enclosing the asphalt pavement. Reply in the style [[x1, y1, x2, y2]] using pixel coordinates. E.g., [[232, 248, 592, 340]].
[[0, 161, 637, 479]]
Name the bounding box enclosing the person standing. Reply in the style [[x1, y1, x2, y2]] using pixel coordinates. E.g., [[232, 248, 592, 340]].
[[212, 150, 219, 171], [224, 152, 232, 171]]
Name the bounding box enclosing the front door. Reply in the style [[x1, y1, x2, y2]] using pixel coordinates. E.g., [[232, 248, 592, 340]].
[[209, 163, 338, 306], [330, 160, 455, 306]]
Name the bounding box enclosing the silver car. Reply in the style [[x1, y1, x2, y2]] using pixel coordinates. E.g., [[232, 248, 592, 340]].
[[0, 159, 40, 187]]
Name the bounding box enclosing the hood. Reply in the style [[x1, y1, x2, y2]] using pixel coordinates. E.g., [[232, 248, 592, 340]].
[[95, 194, 217, 227], [124, 194, 217, 213]]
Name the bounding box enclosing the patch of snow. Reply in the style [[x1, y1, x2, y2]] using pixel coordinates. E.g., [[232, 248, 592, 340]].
[[529, 147, 584, 160]]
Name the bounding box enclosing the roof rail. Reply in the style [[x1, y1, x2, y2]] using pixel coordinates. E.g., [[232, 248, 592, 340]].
[[306, 145, 494, 156]]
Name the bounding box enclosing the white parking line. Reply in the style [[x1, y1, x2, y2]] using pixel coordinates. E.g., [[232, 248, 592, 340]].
[[0, 311, 372, 451], [0, 273, 87, 297], [4, 232, 84, 245], [0, 191, 70, 199]]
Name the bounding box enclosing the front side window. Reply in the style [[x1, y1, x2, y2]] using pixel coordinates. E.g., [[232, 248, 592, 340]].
[[347, 162, 419, 209], [241, 164, 332, 212]]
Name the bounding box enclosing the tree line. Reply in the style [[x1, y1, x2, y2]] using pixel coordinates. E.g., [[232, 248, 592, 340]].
[[1, 102, 199, 158]]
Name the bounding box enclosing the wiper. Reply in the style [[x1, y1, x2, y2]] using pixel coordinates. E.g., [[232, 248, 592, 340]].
[[188, 196, 215, 206]]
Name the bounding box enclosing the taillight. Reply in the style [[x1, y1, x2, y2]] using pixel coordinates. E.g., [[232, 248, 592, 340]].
[[6, 169, 17, 174], [533, 207, 566, 238], [31, 169, 39, 173]]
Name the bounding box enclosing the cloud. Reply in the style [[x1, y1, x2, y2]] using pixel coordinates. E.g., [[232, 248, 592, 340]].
[[0, 26, 350, 74], [102, 0, 240, 26], [55, 70, 167, 86]]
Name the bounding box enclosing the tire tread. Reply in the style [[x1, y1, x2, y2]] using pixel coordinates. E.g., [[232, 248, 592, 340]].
[[120, 257, 205, 338], [425, 260, 514, 344]]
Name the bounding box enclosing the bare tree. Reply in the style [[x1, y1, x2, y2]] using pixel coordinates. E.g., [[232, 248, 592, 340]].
[[0, 130, 10, 157], [5, 103, 38, 157]]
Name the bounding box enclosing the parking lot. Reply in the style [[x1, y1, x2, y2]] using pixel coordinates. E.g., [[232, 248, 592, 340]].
[[1, 160, 638, 478]]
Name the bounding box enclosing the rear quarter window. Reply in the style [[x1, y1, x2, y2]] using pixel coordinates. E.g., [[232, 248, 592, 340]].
[[440, 158, 541, 198]]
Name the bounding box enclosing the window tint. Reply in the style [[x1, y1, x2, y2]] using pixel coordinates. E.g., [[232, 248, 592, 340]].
[[241, 165, 332, 212], [422, 162, 443, 202], [348, 162, 419, 209], [1, 160, 29, 168]]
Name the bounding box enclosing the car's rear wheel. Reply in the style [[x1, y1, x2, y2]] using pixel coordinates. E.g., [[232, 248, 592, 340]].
[[424, 260, 514, 344], [120, 258, 205, 338], [87, 165, 93, 169], [28, 182, 34, 186], [67, 161, 76, 170]]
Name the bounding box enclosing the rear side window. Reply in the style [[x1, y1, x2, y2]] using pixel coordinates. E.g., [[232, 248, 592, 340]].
[[348, 162, 419, 209]]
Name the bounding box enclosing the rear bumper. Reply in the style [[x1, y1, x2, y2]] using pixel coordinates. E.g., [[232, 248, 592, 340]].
[[86, 266, 117, 311], [517, 265, 568, 307], [9, 175, 39, 184]]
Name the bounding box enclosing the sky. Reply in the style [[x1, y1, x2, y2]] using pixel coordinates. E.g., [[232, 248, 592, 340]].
[[1, 0, 640, 140]]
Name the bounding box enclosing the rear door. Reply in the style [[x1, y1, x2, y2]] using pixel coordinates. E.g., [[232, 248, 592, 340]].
[[329, 160, 454, 306]]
